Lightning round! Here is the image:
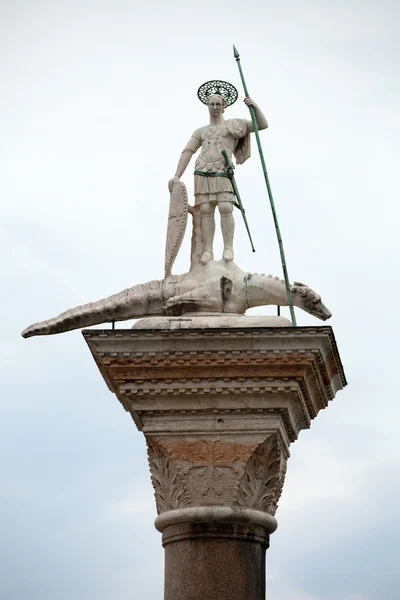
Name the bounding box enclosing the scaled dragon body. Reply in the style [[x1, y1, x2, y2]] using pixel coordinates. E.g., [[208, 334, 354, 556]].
[[21, 260, 331, 338]]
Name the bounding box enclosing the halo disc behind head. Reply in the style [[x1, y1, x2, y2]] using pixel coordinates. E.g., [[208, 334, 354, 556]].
[[197, 80, 238, 106]]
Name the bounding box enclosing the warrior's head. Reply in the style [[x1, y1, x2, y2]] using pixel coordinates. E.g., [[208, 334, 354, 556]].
[[207, 93, 227, 117]]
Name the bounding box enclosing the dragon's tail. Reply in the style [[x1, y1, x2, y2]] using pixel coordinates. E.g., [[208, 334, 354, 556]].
[[21, 280, 164, 338]]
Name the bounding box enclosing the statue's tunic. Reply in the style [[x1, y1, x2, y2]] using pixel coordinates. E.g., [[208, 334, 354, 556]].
[[184, 119, 251, 204]]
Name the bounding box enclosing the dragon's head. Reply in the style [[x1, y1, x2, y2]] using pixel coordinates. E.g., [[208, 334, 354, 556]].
[[291, 282, 332, 321]]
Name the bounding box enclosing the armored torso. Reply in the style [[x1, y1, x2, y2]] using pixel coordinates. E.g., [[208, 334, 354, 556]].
[[184, 118, 250, 200], [195, 124, 238, 173]]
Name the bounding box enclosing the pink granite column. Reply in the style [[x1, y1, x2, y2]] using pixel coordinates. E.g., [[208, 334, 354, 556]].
[[163, 521, 268, 600]]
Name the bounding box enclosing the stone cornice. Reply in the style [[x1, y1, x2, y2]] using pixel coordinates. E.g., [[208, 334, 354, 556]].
[[84, 325, 346, 530], [83, 326, 346, 440]]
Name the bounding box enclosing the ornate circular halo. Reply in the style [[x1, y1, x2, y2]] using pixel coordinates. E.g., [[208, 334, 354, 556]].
[[197, 80, 238, 107]]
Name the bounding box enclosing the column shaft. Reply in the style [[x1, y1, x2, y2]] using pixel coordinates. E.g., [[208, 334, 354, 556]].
[[163, 522, 269, 600]]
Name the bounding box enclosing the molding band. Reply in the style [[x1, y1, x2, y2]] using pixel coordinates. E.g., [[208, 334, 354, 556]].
[[155, 506, 278, 534]]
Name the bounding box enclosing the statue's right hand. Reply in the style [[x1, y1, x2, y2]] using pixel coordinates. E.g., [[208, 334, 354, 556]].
[[168, 176, 180, 193]]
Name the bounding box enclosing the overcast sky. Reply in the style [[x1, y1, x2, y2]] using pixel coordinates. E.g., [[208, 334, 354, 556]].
[[1, 1, 400, 599]]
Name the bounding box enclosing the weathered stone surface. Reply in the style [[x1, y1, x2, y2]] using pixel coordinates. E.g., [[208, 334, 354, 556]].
[[132, 314, 292, 329], [165, 179, 188, 278], [84, 325, 346, 526], [21, 264, 332, 338], [147, 433, 285, 517]]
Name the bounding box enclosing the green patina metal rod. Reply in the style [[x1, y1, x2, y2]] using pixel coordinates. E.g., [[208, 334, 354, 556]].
[[233, 44, 297, 326], [221, 149, 256, 253]]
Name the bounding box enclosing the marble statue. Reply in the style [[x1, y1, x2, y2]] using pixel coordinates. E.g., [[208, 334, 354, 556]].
[[169, 88, 267, 266], [21, 80, 332, 339]]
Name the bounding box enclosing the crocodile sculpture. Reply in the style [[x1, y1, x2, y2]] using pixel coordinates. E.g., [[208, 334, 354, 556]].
[[21, 260, 331, 338]]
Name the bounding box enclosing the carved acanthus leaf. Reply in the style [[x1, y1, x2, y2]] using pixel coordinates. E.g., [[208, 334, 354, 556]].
[[147, 437, 190, 514], [234, 434, 286, 516]]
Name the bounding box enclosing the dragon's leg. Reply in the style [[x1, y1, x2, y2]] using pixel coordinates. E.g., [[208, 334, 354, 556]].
[[165, 286, 216, 316]]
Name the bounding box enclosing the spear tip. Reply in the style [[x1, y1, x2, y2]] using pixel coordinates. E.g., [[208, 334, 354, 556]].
[[233, 44, 240, 59]]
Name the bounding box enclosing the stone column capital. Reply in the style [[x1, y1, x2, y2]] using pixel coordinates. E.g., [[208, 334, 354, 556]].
[[84, 325, 346, 532]]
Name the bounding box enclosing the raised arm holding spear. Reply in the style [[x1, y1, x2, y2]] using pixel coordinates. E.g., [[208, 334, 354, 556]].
[[233, 45, 297, 325]]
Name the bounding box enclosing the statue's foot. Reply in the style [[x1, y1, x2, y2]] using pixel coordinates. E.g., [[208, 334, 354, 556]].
[[223, 247, 234, 262], [200, 250, 214, 265]]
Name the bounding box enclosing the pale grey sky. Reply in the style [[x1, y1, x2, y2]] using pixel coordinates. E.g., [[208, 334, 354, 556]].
[[1, 1, 400, 599]]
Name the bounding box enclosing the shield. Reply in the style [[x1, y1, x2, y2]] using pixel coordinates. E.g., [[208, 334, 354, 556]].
[[164, 179, 188, 278]]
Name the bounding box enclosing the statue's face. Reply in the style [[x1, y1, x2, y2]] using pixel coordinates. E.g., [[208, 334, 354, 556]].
[[207, 94, 224, 117]]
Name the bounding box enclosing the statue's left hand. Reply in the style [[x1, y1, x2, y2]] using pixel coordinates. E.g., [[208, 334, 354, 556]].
[[168, 176, 180, 193]]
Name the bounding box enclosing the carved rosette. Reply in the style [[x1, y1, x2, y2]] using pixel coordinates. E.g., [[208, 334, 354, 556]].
[[147, 433, 287, 518]]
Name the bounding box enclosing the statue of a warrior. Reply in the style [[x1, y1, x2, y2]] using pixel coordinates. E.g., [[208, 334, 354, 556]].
[[168, 81, 268, 266]]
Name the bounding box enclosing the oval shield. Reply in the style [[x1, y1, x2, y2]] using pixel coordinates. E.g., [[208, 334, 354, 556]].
[[165, 179, 188, 278]]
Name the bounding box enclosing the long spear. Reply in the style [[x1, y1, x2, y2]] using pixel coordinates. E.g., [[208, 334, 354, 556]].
[[233, 45, 297, 326]]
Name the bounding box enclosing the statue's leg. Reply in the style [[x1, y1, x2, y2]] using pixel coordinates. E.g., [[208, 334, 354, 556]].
[[219, 200, 235, 262], [200, 202, 216, 265]]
